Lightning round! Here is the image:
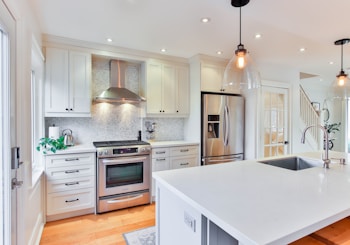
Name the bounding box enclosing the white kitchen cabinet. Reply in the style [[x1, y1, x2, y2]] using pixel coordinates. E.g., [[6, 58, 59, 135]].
[[45, 152, 95, 221], [151, 144, 199, 197], [201, 61, 240, 94], [145, 61, 189, 117], [45, 47, 92, 117]]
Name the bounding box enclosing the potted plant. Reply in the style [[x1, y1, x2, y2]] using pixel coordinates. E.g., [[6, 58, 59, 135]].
[[323, 122, 341, 150], [324, 122, 341, 137], [36, 136, 67, 154]]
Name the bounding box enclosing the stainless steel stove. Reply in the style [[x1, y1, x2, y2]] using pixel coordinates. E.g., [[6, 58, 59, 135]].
[[93, 140, 152, 213]]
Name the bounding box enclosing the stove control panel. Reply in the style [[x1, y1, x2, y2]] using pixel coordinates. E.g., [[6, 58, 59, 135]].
[[96, 146, 151, 158]]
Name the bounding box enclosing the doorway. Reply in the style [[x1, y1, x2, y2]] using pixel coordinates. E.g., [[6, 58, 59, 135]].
[[0, 1, 17, 244], [260, 86, 290, 157]]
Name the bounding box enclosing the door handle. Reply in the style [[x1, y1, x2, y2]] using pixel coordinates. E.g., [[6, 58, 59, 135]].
[[11, 178, 23, 190], [277, 141, 289, 145]]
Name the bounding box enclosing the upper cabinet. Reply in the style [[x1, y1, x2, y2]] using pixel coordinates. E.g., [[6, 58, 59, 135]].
[[201, 59, 240, 94], [144, 60, 189, 117], [45, 47, 92, 117]]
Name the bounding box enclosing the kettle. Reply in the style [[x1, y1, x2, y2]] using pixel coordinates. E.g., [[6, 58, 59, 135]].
[[62, 129, 74, 146]]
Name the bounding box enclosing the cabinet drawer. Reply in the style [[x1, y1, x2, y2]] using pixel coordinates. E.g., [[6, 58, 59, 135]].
[[170, 156, 198, 169], [47, 188, 94, 215], [45, 153, 95, 168], [152, 148, 169, 158], [152, 157, 170, 172], [46, 164, 94, 180], [170, 146, 198, 157], [47, 175, 94, 193]]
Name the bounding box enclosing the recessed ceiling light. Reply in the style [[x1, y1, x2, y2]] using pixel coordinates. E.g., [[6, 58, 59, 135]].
[[160, 48, 167, 53], [106, 38, 113, 42], [329, 61, 334, 65], [217, 51, 223, 55], [201, 17, 211, 23], [299, 47, 306, 52], [255, 33, 262, 39]]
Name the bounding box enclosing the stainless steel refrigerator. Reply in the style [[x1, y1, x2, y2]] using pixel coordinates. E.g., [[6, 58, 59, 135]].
[[201, 93, 244, 165]]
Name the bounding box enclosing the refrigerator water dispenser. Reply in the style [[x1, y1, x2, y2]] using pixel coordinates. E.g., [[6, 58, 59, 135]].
[[208, 115, 219, 138]]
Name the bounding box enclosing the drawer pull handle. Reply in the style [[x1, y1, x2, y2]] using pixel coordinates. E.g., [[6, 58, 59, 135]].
[[180, 162, 189, 166], [107, 194, 143, 204], [156, 151, 166, 154], [180, 149, 189, 152], [65, 158, 79, 161], [64, 170, 79, 174], [65, 181, 79, 186], [65, 198, 79, 203], [156, 158, 166, 161]]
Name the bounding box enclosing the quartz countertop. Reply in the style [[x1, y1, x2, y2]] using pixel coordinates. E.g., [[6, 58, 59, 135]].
[[44, 143, 96, 155], [153, 151, 350, 244], [148, 140, 199, 148]]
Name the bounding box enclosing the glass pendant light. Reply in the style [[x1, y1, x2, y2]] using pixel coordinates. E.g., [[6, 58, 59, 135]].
[[332, 38, 350, 99], [222, 0, 261, 91], [335, 38, 350, 86]]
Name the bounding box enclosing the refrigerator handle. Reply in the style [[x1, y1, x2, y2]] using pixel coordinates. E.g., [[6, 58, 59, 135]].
[[224, 105, 230, 146]]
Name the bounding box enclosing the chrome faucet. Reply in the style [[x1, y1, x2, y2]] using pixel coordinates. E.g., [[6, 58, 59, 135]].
[[301, 124, 331, 168]]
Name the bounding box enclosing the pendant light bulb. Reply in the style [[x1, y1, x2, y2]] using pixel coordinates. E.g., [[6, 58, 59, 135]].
[[337, 70, 347, 86], [235, 44, 247, 69]]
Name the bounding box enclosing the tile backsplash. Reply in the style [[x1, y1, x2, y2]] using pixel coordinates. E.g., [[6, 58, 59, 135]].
[[45, 56, 184, 144]]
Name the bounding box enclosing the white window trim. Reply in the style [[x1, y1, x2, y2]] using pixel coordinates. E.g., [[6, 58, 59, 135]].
[[30, 36, 45, 186]]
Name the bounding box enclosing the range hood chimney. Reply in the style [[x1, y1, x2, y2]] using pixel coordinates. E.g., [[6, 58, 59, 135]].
[[95, 60, 145, 103]]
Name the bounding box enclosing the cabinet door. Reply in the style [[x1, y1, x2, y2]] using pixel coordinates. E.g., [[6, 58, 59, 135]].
[[146, 63, 163, 113], [201, 63, 224, 93], [176, 66, 190, 115], [69, 51, 91, 114], [45, 48, 69, 113], [162, 64, 176, 114], [47, 188, 94, 215]]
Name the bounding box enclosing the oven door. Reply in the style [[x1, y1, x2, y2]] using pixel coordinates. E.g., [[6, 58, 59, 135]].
[[98, 155, 150, 197]]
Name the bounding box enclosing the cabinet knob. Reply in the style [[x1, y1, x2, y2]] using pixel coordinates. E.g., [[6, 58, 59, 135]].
[[65, 108, 69, 111], [70, 108, 73, 111]]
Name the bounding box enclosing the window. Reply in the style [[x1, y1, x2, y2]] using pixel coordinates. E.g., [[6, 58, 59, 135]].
[[30, 39, 44, 182]]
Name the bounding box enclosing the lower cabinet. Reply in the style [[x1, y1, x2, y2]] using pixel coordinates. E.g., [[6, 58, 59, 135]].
[[151, 144, 199, 198], [45, 152, 95, 221]]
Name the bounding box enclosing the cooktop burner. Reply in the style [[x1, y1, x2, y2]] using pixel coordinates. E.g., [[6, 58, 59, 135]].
[[92, 140, 150, 148]]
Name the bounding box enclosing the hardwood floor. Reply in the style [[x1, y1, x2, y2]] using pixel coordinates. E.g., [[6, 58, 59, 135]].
[[40, 203, 155, 245]]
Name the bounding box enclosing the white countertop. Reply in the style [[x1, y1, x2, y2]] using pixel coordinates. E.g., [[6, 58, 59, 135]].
[[148, 140, 199, 148], [44, 143, 96, 155], [153, 151, 350, 244]]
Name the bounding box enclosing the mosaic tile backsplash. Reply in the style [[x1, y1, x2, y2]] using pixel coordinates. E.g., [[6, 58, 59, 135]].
[[45, 56, 184, 144]]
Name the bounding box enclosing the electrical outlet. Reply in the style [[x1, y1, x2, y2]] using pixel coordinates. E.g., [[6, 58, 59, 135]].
[[184, 211, 196, 232]]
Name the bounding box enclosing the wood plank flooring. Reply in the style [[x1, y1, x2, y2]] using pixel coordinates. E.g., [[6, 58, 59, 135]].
[[39, 203, 155, 245]]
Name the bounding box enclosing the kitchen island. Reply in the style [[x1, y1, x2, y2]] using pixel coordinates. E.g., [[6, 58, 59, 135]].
[[153, 152, 350, 245]]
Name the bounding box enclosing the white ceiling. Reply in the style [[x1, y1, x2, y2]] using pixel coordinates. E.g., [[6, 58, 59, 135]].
[[29, 0, 350, 86]]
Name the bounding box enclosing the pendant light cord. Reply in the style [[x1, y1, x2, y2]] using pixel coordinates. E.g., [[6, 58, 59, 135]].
[[341, 44, 344, 71], [239, 7, 242, 45]]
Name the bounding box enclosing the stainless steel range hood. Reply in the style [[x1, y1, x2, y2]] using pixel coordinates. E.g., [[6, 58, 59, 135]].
[[95, 60, 145, 103]]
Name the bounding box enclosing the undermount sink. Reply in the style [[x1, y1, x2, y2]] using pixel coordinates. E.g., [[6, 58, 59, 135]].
[[258, 156, 323, 171]]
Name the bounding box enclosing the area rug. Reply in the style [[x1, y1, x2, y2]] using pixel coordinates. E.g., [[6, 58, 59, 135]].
[[123, 226, 156, 245]]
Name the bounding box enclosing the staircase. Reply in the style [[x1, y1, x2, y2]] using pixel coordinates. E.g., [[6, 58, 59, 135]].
[[299, 85, 321, 149]]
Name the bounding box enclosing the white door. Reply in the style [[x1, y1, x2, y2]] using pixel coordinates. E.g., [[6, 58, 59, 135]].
[[0, 2, 19, 244], [260, 86, 290, 157]]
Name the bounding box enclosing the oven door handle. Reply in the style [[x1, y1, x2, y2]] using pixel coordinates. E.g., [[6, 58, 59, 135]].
[[101, 157, 147, 164], [106, 194, 144, 204]]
